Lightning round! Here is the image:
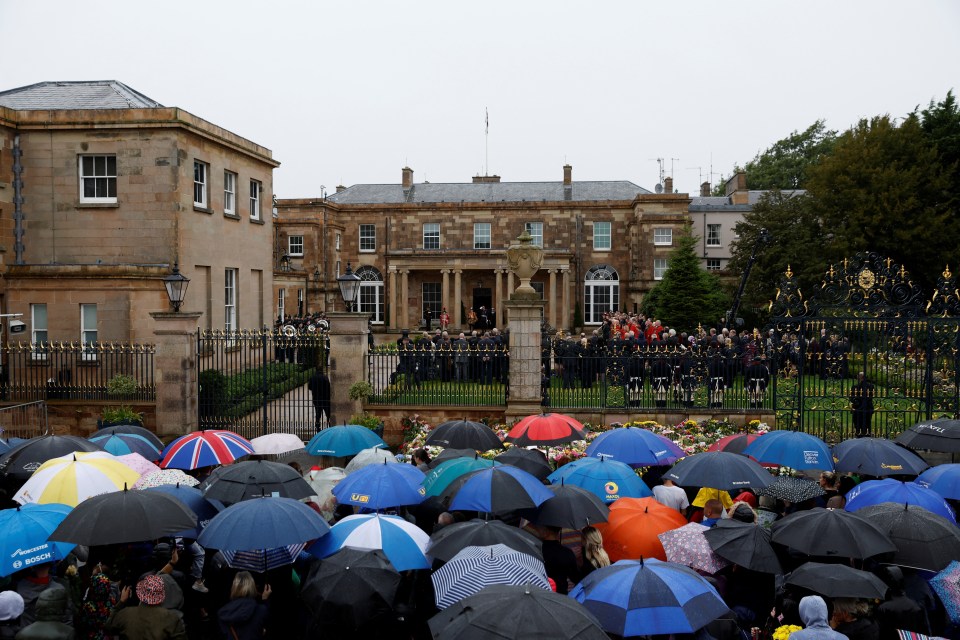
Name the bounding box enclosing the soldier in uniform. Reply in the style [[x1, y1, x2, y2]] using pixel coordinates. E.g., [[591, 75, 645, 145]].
[[478, 331, 496, 385], [649, 347, 673, 408], [707, 343, 727, 408], [678, 350, 698, 408], [850, 372, 876, 437], [744, 356, 771, 409], [626, 331, 645, 407]]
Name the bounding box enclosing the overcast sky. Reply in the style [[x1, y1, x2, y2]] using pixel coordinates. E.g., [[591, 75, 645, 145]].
[[2, 1, 957, 198]]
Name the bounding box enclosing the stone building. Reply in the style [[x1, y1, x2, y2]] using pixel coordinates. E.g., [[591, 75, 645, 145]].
[[276, 165, 690, 333]]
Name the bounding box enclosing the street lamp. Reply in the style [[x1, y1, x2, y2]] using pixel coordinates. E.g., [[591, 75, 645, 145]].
[[280, 254, 292, 272], [337, 262, 361, 312], [313, 266, 321, 282], [163, 262, 190, 312]]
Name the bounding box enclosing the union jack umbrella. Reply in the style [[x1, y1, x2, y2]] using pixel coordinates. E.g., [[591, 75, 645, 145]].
[[160, 430, 254, 470]]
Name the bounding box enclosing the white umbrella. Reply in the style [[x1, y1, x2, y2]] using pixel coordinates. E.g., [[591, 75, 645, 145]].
[[14, 451, 141, 506], [345, 447, 398, 474], [250, 433, 305, 455], [307, 467, 346, 521], [116, 453, 162, 477]]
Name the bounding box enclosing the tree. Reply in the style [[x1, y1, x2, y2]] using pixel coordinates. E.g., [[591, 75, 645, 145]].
[[743, 120, 837, 190], [919, 90, 960, 208]]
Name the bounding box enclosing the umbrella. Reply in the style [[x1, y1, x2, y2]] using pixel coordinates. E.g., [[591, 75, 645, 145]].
[[431, 544, 550, 609], [428, 448, 478, 469], [222, 543, 306, 573], [301, 548, 400, 633], [344, 447, 398, 473], [831, 437, 929, 477], [598, 497, 687, 562], [143, 484, 222, 538], [426, 420, 504, 451], [708, 433, 764, 455], [422, 457, 496, 497], [857, 502, 960, 571], [0, 503, 76, 577], [0, 435, 104, 481], [49, 487, 197, 545], [250, 433, 305, 455], [93, 424, 164, 450], [87, 432, 162, 460], [916, 463, 960, 500], [198, 459, 315, 504], [665, 451, 773, 491], [447, 465, 554, 514], [896, 418, 960, 453], [134, 468, 199, 489], [759, 476, 826, 503], [307, 467, 345, 520], [770, 507, 896, 559], [742, 430, 833, 470], [429, 584, 609, 640], [494, 447, 552, 480], [786, 561, 888, 599], [332, 462, 426, 509], [657, 522, 730, 574], [548, 457, 652, 504], [13, 452, 141, 506], [703, 519, 783, 574], [306, 425, 386, 457], [160, 430, 254, 470], [844, 478, 956, 523], [520, 483, 610, 530], [585, 427, 683, 467], [0, 439, 11, 455], [505, 413, 586, 447], [307, 513, 430, 571], [930, 561, 960, 625], [427, 518, 543, 562], [199, 495, 330, 551], [115, 453, 161, 478], [570, 558, 730, 636]]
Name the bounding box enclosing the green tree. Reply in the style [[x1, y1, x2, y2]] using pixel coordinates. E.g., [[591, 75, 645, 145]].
[[919, 90, 960, 207], [743, 120, 837, 190]]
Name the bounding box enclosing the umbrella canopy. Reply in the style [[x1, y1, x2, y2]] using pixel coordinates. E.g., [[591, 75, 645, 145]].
[[143, 484, 222, 538], [250, 433, 305, 456], [345, 447, 398, 473], [87, 432, 162, 460], [703, 519, 783, 574], [585, 427, 683, 468], [742, 430, 833, 470], [308, 513, 430, 571], [521, 483, 610, 530], [448, 465, 554, 514], [429, 583, 609, 640], [494, 447, 552, 480], [844, 478, 956, 523], [428, 448, 478, 469], [664, 451, 773, 491], [301, 548, 400, 633], [915, 463, 960, 500], [307, 466, 346, 520], [93, 424, 163, 450], [506, 413, 586, 447], [134, 468, 200, 489], [786, 561, 889, 599], [49, 487, 197, 545], [857, 502, 960, 571], [759, 476, 826, 503], [306, 425, 386, 457], [770, 507, 896, 560], [160, 430, 254, 470], [332, 462, 426, 509], [0, 435, 104, 481], [896, 418, 960, 453], [548, 457, 652, 504], [432, 544, 550, 609], [427, 519, 543, 562], [198, 459, 315, 504], [426, 420, 504, 451], [598, 497, 687, 562], [657, 522, 729, 574], [423, 457, 497, 498], [708, 433, 764, 455], [0, 503, 76, 577], [13, 452, 141, 506], [115, 453, 161, 478], [222, 543, 306, 573], [930, 561, 960, 625], [571, 558, 730, 637], [199, 495, 330, 551], [831, 437, 929, 477]]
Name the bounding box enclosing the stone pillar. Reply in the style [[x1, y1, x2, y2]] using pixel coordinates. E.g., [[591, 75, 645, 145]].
[[327, 311, 369, 426], [387, 267, 397, 330], [453, 269, 462, 329], [441, 269, 450, 320], [504, 299, 547, 421], [505, 272, 514, 324], [494, 269, 503, 327], [150, 311, 202, 438], [548, 269, 557, 327], [400, 269, 410, 330], [561, 267, 571, 330]]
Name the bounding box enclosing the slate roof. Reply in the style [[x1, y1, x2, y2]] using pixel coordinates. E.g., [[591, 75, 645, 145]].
[[688, 190, 806, 211], [327, 180, 652, 205], [0, 81, 163, 110]]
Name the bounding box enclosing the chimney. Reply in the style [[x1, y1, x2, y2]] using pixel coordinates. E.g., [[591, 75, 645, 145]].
[[664, 176, 673, 194], [563, 164, 572, 186], [472, 175, 501, 183], [335, 184, 346, 193], [700, 182, 711, 197], [402, 166, 413, 189], [725, 171, 748, 204]]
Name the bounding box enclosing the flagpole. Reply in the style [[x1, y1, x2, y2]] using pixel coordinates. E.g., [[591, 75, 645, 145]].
[[485, 107, 489, 176]]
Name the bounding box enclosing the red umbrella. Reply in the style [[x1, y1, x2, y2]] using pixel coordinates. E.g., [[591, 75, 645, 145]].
[[506, 413, 587, 447], [707, 433, 763, 455]]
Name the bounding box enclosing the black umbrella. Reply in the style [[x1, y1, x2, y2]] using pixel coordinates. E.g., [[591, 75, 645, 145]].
[[428, 519, 543, 562], [895, 419, 960, 453], [92, 424, 164, 451], [703, 519, 783, 574], [48, 487, 197, 545], [428, 448, 477, 469], [759, 476, 826, 503], [786, 561, 888, 599], [429, 584, 608, 640], [857, 502, 960, 571], [495, 447, 552, 480], [664, 451, 773, 491], [0, 435, 104, 481], [301, 548, 400, 633], [520, 483, 610, 530], [426, 420, 504, 451], [831, 438, 929, 477], [771, 507, 896, 560], [198, 459, 315, 504]]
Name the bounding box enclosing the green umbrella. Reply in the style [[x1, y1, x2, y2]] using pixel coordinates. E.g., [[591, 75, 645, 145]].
[[422, 457, 496, 497]]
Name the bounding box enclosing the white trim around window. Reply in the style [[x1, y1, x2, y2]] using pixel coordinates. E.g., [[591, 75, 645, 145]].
[[423, 223, 440, 250], [525, 222, 543, 247], [593, 221, 611, 250], [288, 235, 304, 257], [80, 303, 98, 360], [79, 155, 118, 204], [249, 180, 262, 220], [359, 224, 376, 252], [706, 224, 722, 247], [224, 171, 237, 215], [654, 258, 668, 280], [224, 269, 237, 332], [473, 222, 491, 249], [653, 228, 673, 246], [194, 161, 208, 208]]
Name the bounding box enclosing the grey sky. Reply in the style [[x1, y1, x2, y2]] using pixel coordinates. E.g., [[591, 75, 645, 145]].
[[2, 0, 957, 198]]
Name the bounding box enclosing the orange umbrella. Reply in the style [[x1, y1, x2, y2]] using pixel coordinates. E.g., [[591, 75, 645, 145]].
[[596, 497, 687, 562]]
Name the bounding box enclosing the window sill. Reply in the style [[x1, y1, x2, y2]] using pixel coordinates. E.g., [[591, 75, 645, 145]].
[[360, 249, 376, 253], [77, 202, 120, 209], [224, 212, 241, 220], [250, 218, 265, 225], [288, 253, 304, 258], [593, 248, 611, 252], [194, 206, 213, 214], [706, 244, 722, 248], [653, 243, 673, 247]]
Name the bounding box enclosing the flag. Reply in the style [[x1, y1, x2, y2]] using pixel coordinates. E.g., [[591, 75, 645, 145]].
[[485, 108, 489, 134]]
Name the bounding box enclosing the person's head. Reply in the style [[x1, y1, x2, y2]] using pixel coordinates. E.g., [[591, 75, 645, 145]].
[[437, 512, 454, 527], [151, 542, 176, 570], [582, 526, 611, 568], [729, 503, 757, 524], [831, 598, 868, 624], [798, 595, 830, 628], [703, 499, 723, 519], [0, 591, 24, 623], [230, 571, 259, 600], [819, 471, 838, 490], [136, 575, 166, 606], [288, 461, 303, 476], [412, 448, 431, 465], [837, 475, 857, 496]]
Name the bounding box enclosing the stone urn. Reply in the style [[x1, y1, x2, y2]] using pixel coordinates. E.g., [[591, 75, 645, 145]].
[[505, 230, 544, 300]]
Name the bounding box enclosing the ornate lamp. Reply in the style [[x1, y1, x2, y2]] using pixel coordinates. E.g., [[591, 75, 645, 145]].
[[505, 230, 544, 300], [337, 262, 361, 312], [163, 262, 190, 312]]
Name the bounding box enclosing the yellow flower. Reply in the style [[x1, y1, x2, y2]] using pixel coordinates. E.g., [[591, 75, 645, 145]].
[[773, 624, 803, 640]]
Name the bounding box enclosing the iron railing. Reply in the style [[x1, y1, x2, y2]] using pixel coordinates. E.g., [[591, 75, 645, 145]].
[[0, 400, 49, 439]]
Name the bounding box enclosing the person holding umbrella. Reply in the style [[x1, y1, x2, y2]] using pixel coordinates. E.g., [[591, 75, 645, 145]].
[[105, 575, 186, 640], [217, 572, 270, 640]]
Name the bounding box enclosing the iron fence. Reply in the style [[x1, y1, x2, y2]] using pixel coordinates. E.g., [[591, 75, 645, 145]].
[[0, 401, 49, 439]]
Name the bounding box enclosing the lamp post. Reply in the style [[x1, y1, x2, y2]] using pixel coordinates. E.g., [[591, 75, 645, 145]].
[[337, 262, 361, 312], [163, 262, 190, 312]]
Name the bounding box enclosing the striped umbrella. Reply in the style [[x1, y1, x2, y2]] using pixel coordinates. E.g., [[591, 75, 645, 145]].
[[222, 543, 306, 573], [13, 452, 140, 506], [160, 430, 254, 470], [431, 544, 550, 609], [308, 514, 430, 571], [88, 432, 162, 461]]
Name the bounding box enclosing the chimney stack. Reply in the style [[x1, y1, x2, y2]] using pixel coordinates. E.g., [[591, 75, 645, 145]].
[[402, 166, 413, 189], [336, 184, 346, 193], [563, 164, 572, 186], [664, 176, 673, 194], [700, 182, 711, 197]]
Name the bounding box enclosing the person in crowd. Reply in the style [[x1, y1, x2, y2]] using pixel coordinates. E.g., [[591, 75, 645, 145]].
[[538, 527, 580, 595], [701, 499, 724, 527], [410, 448, 431, 473], [831, 598, 879, 640], [791, 596, 848, 640], [579, 526, 610, 577], [727, 502, 757, 524], [217, 572, 270, 640], [307, 368, 332, 432], [14, 587, 73, 640], [0, 592, 24, 640], [15, 564, 70, 627], [138, 544, 183, 613], [105, 576, 187, 640], [652, 478, 688, 516], [850, 372, 875, 438], [875, 566, 928, 640], [75, 573, 117, 640]]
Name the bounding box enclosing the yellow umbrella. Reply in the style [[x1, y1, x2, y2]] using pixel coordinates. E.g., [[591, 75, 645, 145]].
[[692, 487, 733, 509], [13, 451, 141, 506]]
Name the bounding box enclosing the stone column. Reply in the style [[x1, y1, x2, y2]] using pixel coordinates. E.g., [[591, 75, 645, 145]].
[[150, 311, 202, 438], [326, 311, 369, 426], [505, 298, 548, 422], [400, 269, 410, 330], [387, 267, 397, 330], [453, 269, 462, 329], [548, 269, 557, 327], [494, 269, 503, 327], [441, 269, 450, 320], [561, 267, 571, 330]]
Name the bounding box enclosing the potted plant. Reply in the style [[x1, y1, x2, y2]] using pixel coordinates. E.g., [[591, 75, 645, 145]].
[[98, 373, 144, 429], [349, 411, 384, 439], [349, 381, 374, 404]]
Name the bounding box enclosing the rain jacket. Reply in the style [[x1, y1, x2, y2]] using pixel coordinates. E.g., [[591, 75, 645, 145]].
[[14, 587, 74, 640], [216, 598, 268, 640], [791, 596, 848, 640]]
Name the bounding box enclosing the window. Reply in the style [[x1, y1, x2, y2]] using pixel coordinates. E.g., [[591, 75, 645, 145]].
[[654, 258, 668, 280], [335, 260, 341, 277], [249, 180, 261, 220], [288, 235, 304, 257], [297, 289, 304, 316], [193, 161, 208, 207], [707, 224, 722, 247], [422, 282, 441, 324], [277, 288, 285, 322], [584, 265, 619, 324], [80, 304, 97, 360], [593, 221, 611, 250], [706, 258, 722, 271], [79, 155, 117, 203], [474, 223, 491, 249], [525, 222, 543, 247], [423, 223, 440, 250], [31, 304, 48, 359], [335, 233, 341, 251], [224, 171, 236, 215], [224, 269, 237, 332], [654, 228, 673, 246], [357, 266, 385, 324], [359, 225, 376, 252]]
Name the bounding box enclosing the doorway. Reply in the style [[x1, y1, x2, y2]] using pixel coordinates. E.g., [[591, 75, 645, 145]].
[[472, 287, 493, 329]]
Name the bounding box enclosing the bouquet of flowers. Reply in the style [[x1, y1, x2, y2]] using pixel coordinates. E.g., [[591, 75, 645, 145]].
[[772, 624, 802, 640]]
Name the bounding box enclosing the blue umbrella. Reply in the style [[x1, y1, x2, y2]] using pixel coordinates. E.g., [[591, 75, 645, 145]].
[[306, 425, 386, 457], [844, 479, 956, 523], [88, 432, 162, 460], [915, 463, 960, 500], [308, 513, 431, 571], [449, 465, 554, 514], [332, 462, 426, 509], [198, 496, 330, 551], [143, 484, 223, 538], [742, 430, 833, 470], [570, 558, 730, 636], [548, 457, 652, 504], [585, 427, 683, 468], [0, 439, 11, 455], [0, 503, 76, 577], [831, 438, 928, 477], [422, 457, 497, 497]]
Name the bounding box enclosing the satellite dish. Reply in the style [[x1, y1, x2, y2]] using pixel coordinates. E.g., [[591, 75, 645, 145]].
[[655, 183, 663, 194]]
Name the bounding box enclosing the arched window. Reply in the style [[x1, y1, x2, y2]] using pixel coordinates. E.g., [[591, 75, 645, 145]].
[[584, 264, 619, 324], [356, 266, 384, 324]]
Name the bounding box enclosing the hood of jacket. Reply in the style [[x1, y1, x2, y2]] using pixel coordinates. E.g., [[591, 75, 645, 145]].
[[34, 587, 67, 622], [798, 595, 830, 628], [218, 598, 261, 625]]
